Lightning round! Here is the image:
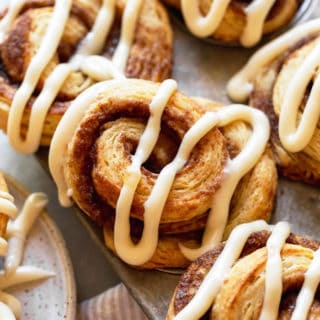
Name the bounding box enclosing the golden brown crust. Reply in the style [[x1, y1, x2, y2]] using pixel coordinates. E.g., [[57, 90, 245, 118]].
[[126, 0, 173, 81], [167, 231, 320, 319], [250, 35, 320, 184], [59, 79, 276, 269], [0, 0, 173, 141], [162, 0, 302, 44], [103, 225, 194, 269], [0, 173, 10, 237]]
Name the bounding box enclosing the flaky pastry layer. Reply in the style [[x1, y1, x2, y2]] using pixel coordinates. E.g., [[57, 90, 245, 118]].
[[167, 231, 320, 319]]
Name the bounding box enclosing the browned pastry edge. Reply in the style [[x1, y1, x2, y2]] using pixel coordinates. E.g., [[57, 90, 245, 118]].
[[162, 0, 302, 44], [0, 0, 173, 143], [0, 172, 10, 237], [103, 225, 200, 269], [168, 231, 320, 319], [250, 35, 320, 185]]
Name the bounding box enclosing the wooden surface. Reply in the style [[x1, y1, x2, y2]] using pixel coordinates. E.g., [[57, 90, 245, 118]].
[[37, 3, 320, 319]]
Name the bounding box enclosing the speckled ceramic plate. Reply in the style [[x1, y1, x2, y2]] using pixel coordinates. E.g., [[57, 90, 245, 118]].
[[4, 175, 76, 320]]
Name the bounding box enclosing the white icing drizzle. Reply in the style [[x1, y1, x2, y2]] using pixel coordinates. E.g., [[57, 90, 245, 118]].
[[259, 221, 290, 320], [114, 79, 178, 265], [181, 0, 276, 46], [228, 18, 320, 102], [0, 0, 24, 43], [6, 193, 48, 274], [4, 0, 142, 154], [292, 248, 320, 320], [7, 0, 73, 154], [74, 0, 116, 58], [241, 0, 277, 47], [174, 220, 271, 320], [112, 0, 143, 71], [180, 105, 270, 261], [81, 56, 125, 82], [0, 266, 54, 290], [228, 18, 320, 153], [49, 80, 126, 207], [278, 40, 320, 152]]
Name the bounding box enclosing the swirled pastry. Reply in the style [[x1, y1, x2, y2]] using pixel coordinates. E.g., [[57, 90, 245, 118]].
[[168, 221, 320, 320], [162, 0, 303, 47], [49, 78, 277, 269], [228, 19, 320, 184], [0, 0, 172, 153]]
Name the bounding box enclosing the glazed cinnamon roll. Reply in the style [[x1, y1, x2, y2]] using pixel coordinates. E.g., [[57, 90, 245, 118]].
[[168, 220, 320, 320], [49, 78, 277, 269], [0, 0, 172, 153], [162, 0, 303, 47], [228, 19, 320, 184]]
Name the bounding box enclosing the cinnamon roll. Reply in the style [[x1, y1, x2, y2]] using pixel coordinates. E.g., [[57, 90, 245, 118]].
[[0, 0, 173, 153], [49, 78, 277, 269], [162, 0, 303, 47], [168, 220, 320, 320], [228, 19, 320, 184]]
